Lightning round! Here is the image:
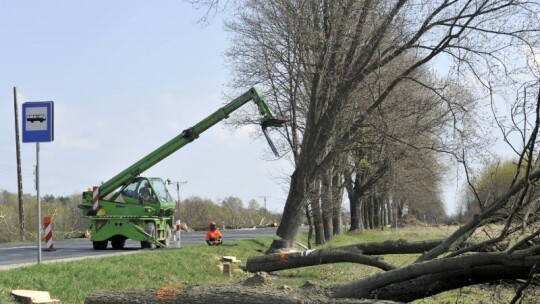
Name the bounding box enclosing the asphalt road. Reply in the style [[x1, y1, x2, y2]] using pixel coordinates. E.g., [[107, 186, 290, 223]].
[[0, 227, 278, 270]]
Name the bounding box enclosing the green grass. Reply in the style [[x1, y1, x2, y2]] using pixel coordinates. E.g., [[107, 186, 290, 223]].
[[0, 226, 536, 303]]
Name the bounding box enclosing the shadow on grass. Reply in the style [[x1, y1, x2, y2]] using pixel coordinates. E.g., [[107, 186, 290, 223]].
[[220, 244, 238, 247]]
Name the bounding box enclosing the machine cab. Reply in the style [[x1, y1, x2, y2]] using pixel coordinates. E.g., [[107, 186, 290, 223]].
[[120, 177, 174, 205]]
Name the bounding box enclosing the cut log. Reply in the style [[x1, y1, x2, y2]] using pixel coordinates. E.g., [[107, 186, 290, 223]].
[[85, 273, 402, 303], [84, 284, 401, 304], [246, 248, 396, 273], [11, 290, 61, 304], [341, 239, 445, 255]]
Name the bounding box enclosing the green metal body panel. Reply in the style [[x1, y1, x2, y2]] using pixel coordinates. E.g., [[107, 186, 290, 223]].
[[88, 216, 169, 248], [78, 87, 282, 249]]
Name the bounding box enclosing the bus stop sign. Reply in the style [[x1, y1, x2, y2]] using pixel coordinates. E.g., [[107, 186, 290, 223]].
[[22, 101, 54, 143]]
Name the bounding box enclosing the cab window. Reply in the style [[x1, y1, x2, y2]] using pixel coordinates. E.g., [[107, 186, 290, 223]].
[[151, 179, 173, 203], [122, 182, 139, 198], [138, 180, 157, 203]]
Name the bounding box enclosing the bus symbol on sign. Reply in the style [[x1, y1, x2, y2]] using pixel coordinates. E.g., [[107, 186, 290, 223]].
[[27, 114, 46, 123]]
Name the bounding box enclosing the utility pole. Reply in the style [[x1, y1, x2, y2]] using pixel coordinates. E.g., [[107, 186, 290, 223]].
[[166, 180, 187, 216], [258, 195, 271, 211], [13, 87, 25, 241]]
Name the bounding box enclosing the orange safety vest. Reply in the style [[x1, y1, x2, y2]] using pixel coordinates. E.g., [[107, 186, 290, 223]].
[[206, 227, 222, 241]]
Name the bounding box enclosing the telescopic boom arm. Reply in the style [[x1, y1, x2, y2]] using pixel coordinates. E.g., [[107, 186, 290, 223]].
[[96, 87, 285, 198]]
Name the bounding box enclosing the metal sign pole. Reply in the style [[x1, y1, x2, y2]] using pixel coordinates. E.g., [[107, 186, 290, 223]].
[[21, 100, 54, 263], [36, 142, 42, 263]]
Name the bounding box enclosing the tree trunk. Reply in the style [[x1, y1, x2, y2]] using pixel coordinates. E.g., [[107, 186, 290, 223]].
[[323, 218, 332, 241], [369, 196, 375, 229], [331, 168, 343, 236], [84, 284, 395, 304], [349, 196, 360, 231], [305, 205, 313, 249], [246, 249, 396, 273], [363, 198, 370, 229], [358, 200, 364, 231], [314, 219, 324, 246], [321, 170, 333, 241], [269, 169, 309, 252], [332, 212, 341, 235], [342, 239, 446, 255], [347, 179, 361, 231], [379, 203, 384, 230]]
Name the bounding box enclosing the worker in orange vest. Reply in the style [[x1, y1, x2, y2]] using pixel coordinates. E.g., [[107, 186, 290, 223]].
[[206, 221, 223, 246]]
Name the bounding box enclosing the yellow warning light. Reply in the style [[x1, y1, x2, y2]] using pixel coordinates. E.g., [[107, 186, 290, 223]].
[[97, 208, 107, 217]]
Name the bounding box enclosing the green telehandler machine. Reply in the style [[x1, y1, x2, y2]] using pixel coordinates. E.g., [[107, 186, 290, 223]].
[[78, 88, 285, 250]]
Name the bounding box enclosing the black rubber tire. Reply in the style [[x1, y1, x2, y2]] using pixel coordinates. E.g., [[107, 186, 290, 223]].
[[93, 240, 108, 250], [160, 224, 171, 248], [111, 238, 126, 250], [141, 222, 156, 249]]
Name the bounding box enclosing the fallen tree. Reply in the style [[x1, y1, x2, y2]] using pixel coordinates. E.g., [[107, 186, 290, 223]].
[[246, 248, 396, 272], [246, 239, 489, 273], [328, 250, 540, 301], [341, 239, 446, 255]]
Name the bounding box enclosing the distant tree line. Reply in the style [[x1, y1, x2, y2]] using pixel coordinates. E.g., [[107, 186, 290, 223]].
[[178, 196, 281, 230], [0, 189, 282, 243], [455, 159, 540, 224], [0, 190, 85, 243]]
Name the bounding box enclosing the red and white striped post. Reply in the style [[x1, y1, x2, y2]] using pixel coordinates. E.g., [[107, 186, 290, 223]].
[[92, 186, 99, 211], [42, 216, 56, 251], [175, 220, 181, 248]]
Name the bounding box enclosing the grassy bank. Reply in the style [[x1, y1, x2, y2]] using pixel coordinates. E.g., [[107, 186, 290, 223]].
[[0, 226, 530, 303]]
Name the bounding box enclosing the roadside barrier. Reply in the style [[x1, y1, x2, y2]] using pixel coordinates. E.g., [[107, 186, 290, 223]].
[[43, 216, 56, 251], [175, 220, 181, 248]]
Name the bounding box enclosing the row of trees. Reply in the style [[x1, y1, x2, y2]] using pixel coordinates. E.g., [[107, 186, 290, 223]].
[[221, 0, 469, 246]]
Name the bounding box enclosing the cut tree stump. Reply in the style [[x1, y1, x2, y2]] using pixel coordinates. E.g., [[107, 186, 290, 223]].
[[11, 290, 61, 304], [223, 262, 232, 276], [222, 256, 241, 264]]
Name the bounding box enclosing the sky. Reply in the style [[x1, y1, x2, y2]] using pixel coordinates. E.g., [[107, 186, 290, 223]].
[[0, 1, 292, 213]]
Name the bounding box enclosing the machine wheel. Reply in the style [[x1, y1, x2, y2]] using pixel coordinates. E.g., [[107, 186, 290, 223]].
[[92, 240, 108, 250], [160, 224, 171, 248], [111, 237, 126, 250], [141, 222, 156, 249]]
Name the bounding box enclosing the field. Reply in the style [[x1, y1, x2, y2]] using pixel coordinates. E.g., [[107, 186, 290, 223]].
[[0, 225, 536, 303]]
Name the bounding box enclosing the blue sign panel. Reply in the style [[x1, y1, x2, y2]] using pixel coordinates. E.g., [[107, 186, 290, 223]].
[[22, 101, 54, 143]]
